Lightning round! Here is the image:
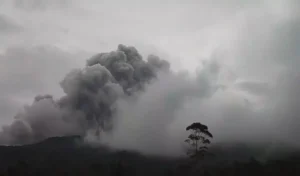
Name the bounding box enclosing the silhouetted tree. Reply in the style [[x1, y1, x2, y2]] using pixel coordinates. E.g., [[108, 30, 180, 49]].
[[184, 122, 213, 159]]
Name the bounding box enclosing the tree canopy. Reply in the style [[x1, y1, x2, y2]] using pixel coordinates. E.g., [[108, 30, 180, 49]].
[[185, 122, 213, 158]]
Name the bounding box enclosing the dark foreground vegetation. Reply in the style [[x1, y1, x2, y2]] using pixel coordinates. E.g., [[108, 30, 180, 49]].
[[0, 136, 300, 176]]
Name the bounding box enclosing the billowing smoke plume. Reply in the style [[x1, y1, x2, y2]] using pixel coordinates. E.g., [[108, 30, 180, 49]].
[[1, 41, 300, 158], [0, 44, 171, 145]]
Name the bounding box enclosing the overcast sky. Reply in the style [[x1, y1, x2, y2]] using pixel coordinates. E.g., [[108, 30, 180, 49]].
[[0, 0, 299, 129]]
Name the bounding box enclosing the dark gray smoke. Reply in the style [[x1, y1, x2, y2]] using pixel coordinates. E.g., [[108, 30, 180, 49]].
[[1, 40, 300, 158], [0, 44, 170, 145], [86, 45, 170, 94]]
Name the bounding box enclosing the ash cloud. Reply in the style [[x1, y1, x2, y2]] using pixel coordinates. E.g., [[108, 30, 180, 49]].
[[0, 44, 172, 146], [0, 43, 225, 156], [0, 9, 300, 158], [83, 8, 300, 156]]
